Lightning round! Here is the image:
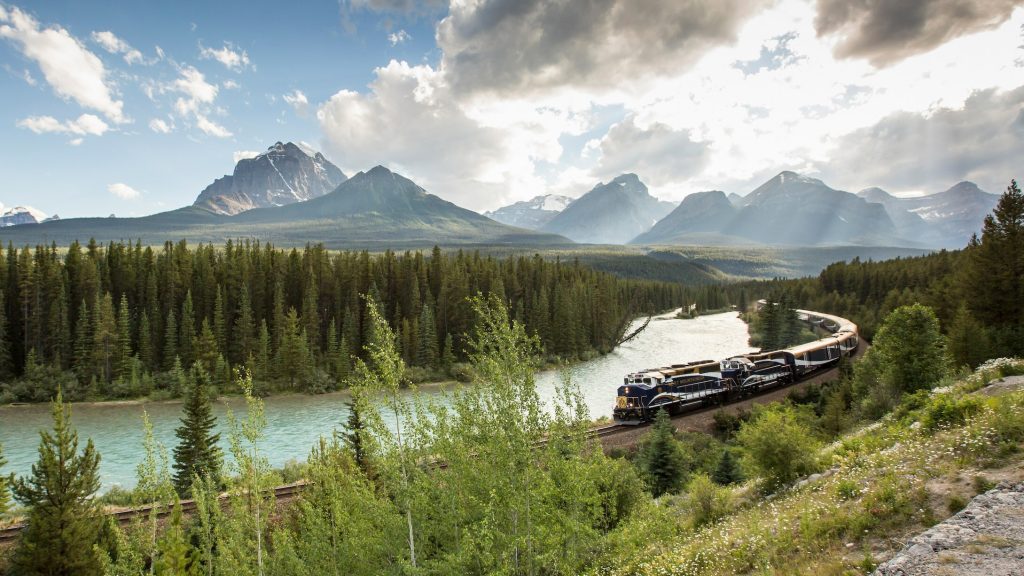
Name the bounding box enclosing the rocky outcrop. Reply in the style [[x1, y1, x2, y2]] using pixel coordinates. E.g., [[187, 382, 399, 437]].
[[873, 482, 1024, 576]]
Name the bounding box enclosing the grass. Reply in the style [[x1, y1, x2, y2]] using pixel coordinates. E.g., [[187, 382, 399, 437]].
[[590, 359, 1024, 576]]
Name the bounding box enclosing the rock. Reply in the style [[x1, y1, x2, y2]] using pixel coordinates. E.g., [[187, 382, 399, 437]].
[[873, 483, 1024, 575]]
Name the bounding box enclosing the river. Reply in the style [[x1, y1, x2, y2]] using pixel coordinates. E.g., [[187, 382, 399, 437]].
[[0, 310, 754, 492]]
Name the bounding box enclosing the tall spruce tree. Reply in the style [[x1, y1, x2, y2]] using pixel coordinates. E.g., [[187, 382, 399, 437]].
[[11, 389, 103, 576], [638, 409, 685, 497], [172, 364, 222, 495], [342, 399, 369, 474]]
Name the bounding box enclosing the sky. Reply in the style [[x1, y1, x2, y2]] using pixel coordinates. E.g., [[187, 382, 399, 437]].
[[1, 0, 1022, 218]]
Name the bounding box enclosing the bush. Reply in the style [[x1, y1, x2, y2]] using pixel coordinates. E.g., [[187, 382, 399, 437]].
[[682, 474, 731, 528], [736, 403, 821, 490], [448, 362, 476, 383], [921, 395, 983, 431]]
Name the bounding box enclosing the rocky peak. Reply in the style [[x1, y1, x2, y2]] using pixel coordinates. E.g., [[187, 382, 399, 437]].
[[194, 141, 347, 215]]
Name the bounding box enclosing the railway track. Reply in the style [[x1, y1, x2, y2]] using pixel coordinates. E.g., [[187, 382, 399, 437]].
[[1, 344, 861, 545]]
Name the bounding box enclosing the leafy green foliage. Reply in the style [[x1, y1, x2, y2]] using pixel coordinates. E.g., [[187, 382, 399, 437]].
[[712, 449, 743, 485], [872, 303, 948, 394], [735, 403, 821, 490], [0, 442, 9, 517]]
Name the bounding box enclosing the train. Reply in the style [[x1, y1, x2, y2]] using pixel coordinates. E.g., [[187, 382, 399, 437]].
[[612, 306, 859, 424]]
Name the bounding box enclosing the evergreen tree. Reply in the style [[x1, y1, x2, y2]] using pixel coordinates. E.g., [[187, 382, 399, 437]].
[[638, 409, 685, 497], [234, 284, 255, 364], [93, 292, 117, 383], [138, 310, 153, 372], [179, 291, 196, 367], [196, 318, 219, 375], [0, 290, 12, 380], [115, 293, 133, 380], [172, 365, 222, 495], [416, 301, 439, 368], [342, 399, 369, 474], [712, 449, 743, 485], [441, 332, 455, 372], [276, 307, 309, 388], [11, 389, 103, 576], [213, 287, 227, 359], [947, 304, 991, 369], [163, 308, 178, 372], [153, 500, 195, 576]]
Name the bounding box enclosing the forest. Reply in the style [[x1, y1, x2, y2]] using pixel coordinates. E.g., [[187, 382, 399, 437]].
[[0, 242, 719, 403]]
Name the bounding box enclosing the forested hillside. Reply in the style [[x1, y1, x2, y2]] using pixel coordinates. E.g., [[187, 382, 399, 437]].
[[0, 242, 690, 402]]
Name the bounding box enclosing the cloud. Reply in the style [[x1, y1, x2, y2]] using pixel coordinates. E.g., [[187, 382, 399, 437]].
[[90, 30, 143, 64], [338, 0, 446, 32], [199, 41, 251, 71], [821, 86, 1024, 194], [317, 60, 568, 210], [282, 89, 309, 115], [436, 0, 770, 97], [108, 182, 141, 200], [164, 65, 231, 137], [388, 29, 411, 46], [18, 113, 109, 136], [0, 6, 126, 122], [815, 0, 1024, 66], [590, 117, 711, 187], [222, 79, 239, 89], [233, 150, 260, 163], [148, 118, 172, 133], [195, 114, 232, 138]]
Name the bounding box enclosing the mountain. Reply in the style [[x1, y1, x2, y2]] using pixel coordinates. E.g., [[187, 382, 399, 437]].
[[632, 191, 738, 245], [632, 172, 906, 247], [727, 192, 744, 206], [0, 166, 570, 248], [484, 194, 572, 229], [193, 142, 347, 215], [730, 172, 901, 245], [857, 181, 999, 247], [0, 205, 47, 227], [541, 174, 675, 244]]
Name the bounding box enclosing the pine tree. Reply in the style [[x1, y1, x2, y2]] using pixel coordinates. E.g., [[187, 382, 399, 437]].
[[93, 292, 117, 383], [947, 304, 991, 369], [416, 301, 439, 368], [163, 308, 178, 372], [234, 284, 255, 364], [213, 287, 227, 359], [0, 290, 12, 380], [342, 399, 369, 474], [441, 332, 455, 372], [11, 389, 103, 576], [276, 307, 309, 388], [115, 293, 133, 380], [256, 319, 271, 381], [196, 318, 219, 375], [179, 291, 196, 367], [712, 449, 743, 485], [138, 310, 153, 372], [172, 365, 222, 495], [638, 409, 685, 497]]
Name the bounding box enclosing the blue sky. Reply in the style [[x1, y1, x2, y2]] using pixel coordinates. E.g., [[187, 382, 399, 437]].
[[2, 0, 1023, 218]]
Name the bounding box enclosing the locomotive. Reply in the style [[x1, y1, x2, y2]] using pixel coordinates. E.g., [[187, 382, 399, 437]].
[[613, 307, 858, 424]]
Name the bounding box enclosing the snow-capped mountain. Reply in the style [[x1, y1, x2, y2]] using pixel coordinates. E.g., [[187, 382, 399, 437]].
[[857, 182, 999, 247], [0, 205, 48, 227], [193, 141, 348, 215], [484, 194, 573, 229]]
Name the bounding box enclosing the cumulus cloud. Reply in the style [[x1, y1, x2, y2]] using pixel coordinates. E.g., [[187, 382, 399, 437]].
[[233, 150, 260, 163], [90, 30, 143, 64], [165, 65, 231, 137], [591, 117, 711, 187], [317, 60, 568, 210], [815, 0, 1024, 66], [821, 86, 1024, 194], [282, 89, 309, 115], [0, 6, 126, 122], [199, 41, 251, 71], [108, 182, 141, 200], [18, 113, 109, 136], [436, 0, 770, 97], [148, 118, 172, 133]]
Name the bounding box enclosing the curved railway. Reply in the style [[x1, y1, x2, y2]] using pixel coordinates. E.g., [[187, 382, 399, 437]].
[[0, 305, 860, 545]]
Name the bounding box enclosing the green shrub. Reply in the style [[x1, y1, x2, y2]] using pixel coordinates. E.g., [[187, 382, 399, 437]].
[[921, 395, 983, 431], [736, 403, 821, 490], [683, 474, 732, 528], [947, 494, 968, 514], [973, 475, 995, 494]]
